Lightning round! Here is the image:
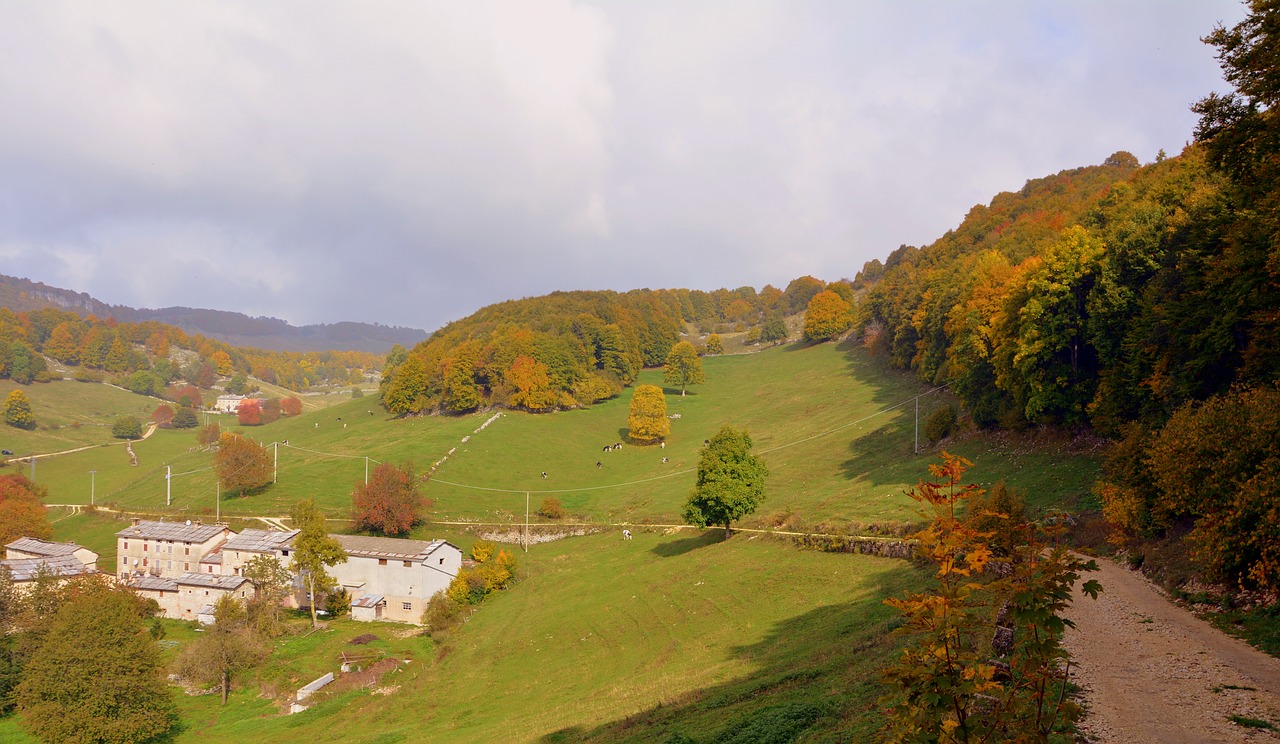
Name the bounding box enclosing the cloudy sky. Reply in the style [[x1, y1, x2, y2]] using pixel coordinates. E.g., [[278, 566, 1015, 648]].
[[0, 1, 1245, 331]]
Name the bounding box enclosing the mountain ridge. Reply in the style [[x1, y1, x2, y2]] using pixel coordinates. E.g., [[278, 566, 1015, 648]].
[[0, 273, 428, 354]]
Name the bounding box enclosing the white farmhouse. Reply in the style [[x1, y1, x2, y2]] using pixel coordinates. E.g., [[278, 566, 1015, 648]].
[[329, 535, 462, 623], [129, 573, 256, 624], [212, 394, 247, 413], [6, 537, 99, 570], [219, 529, 299, 576]]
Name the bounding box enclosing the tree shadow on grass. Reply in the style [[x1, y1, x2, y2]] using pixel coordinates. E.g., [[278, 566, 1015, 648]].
[[537, 559, 922, 743], [650, 530, 724, 558]]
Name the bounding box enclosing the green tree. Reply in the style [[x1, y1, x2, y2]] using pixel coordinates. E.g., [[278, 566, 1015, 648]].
[[663, 341, 704, 396], [683, 426, 768, 537], [627, 384, 669, 443], [442, 344, 481, 413], [352, 462, 427, 537], [172, 406, 199, 429], [705, 334, 725, 355], [760, 317, 788, 344], [290, 498, 347, 629], [4, 390, 35, 430], [173, 595, 263, 706], [242, 555, 292, 639], [16, 580, 175, 743], [112, 415, 143, 440], [802, 289, 853, 342], [214, 432, 272, 497]]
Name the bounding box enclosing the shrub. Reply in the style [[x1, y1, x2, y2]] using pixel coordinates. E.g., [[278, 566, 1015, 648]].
[[72, 368, 104, 383], [172, 407, 198, 429], [923, 404, 958, 443], [351, 387, 364, 399], [537, 497, 566, 520], [471, 540, 495, 563], [422, 593, 463, 634], [325, 588, 351, 618], [111, 415, 142, 440]]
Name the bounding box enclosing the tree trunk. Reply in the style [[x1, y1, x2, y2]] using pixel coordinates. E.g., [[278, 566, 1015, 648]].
[[681, 387, 686, 396], [724, 522, 732, 538], [308, 575, 318, 629], [221, 670, 229, 706]]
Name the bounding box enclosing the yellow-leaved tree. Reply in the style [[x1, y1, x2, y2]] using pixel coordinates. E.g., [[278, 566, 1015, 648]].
[[802, 289, 852, 342], [627, 384, 668, 443]]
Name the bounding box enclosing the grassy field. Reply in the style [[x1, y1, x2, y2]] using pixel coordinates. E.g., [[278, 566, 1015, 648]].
[[18, 340, 1099, 530], [0, 379, 163, 456], [0, 528, 926, 743]]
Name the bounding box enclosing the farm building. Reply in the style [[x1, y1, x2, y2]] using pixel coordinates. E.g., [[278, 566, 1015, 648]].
[[128, 572, 256, 624], [329, 535, 462, 623], [116, 519, 231, 579], [6, 537, 98, 569]]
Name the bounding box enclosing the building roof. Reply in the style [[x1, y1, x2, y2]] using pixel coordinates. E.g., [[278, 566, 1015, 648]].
[[199, 552, 223, 564], [333, 535, 459, 562], [351, 593, 386, 609], [116, 520, 227, 543], [175, 572, 252, 591], [222, 529, 298, 553], [0, 555, 95, 582], [216, 394, 246, 401], [129, 576, 178, 592], [6, 537, 89, 558]]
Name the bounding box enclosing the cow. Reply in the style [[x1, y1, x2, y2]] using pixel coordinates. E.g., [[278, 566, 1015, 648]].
[[662, 457, 668, 464], [596, 461, 602, 469], [541, 472, 548, 479], [622, 529, 632, 540]]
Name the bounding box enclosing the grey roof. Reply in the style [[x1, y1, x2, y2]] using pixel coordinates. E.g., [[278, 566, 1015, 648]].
[[116, 520, 227, 543], [334, 535, 458, 562], [200, 552, 223, 564], [175, 572, 252, 591], [6, 537, 88, 558], [351, 593, 385, 608], [130, 576, 178, 592], [222, 529, 298, 553], [0, 555, 95, 582]]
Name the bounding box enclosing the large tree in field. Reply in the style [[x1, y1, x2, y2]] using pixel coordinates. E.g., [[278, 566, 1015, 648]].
[[0, 474, 52, 546], [802, 289, 853, 342], [214, 432, 273, 497], [237, 399, 262, 426], [290, 498, 347, 629], [683, 426, 768, 537], [627, 385, 669, 443], [352, 462, 427, 536], [4, 390, 35, 430], [16, 580, 175, 743], [663, 341, 704, 396]]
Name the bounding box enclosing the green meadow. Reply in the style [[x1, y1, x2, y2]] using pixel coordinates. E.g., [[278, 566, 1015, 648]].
[[19, 341, 1099, 530]]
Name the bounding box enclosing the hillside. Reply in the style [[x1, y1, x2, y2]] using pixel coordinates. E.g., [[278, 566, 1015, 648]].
[[0, 274, 427, 353]]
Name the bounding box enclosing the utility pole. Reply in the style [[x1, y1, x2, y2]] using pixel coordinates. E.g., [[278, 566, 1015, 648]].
[[166, 465, 171, 506], [216, 481, 221, 523], [273, 441, 278, 483], [90, 470, 96, 506], [365, 456, 369, 485], [914, 397, 919, 455], [524, 492, 530, 554]]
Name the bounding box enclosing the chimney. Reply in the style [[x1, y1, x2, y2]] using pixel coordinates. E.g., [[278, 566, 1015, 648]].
[[131, 517, 140, 527]]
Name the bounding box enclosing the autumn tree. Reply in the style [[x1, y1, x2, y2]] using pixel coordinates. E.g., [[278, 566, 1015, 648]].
[[783, 275, 826, 313], [214, 432, 272, 497], [16, 580, 176, 743], [112, 415, 142, 440], [211, 350, 235, 377], [43, 322, 80, 364], [172, 406, 199, 429], [237, 399, 262, 426], [352, 462, 427, 537], [290, 498, 347, 629], [152, 404, 175, 428], [663, 341, 704, 396], [802, 289, 853, 342], [705, 334, 725, 355], [4, 390, 34, 430], [683, 426, 768, 537], [281, 396, 302, 417], [507, 355, 557, 411], [0, 475, 52, 546], [173, 595, 263, 706], [196, 421, 220, 446], [760, 317, 788, 345], [627, 384, 669, 444]]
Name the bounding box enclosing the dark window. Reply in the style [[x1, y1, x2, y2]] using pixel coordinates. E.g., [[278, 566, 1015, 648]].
[[378, 559, 387, 566], [403, 561, 412, 568]]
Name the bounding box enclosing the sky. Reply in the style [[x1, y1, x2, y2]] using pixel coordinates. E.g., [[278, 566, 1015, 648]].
[[0, 1, 1247, 331]]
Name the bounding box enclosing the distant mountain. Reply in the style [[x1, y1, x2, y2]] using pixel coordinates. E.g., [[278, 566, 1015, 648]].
[[0, 274, 428, 354]]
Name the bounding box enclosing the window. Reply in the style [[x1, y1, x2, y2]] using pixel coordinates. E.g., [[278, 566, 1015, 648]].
[[282, 549, 290, 557], [403, 561, 412, 568], [142, 558, 148, 567], [121, 557, 127, 565], [143, 543, 148, 552], [439, 558, 444, 565], [378, 559, 387, 566], [167, 561, 172, 569], [123, 541, 129, 550], [402, 602, 412, 611], [184, 563, 189, 571], [184, 547, 190, 555]]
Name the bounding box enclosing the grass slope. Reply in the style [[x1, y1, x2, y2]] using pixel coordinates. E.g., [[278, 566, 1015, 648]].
[[20, 341, 1098, 528]]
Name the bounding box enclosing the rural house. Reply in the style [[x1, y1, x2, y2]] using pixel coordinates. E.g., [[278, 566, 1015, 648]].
[[116, 519, 230, 579], [212, 394, 247, 413], [128, 572, 256, 624], [6, 537, 99, 569], [0, 553, 97, 590], [329, 535, 462, 623], [219, 528, 299, 576]]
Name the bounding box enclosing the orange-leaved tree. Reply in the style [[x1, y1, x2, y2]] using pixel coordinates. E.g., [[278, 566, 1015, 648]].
[[882, 452, 1100, 742], [802, 289, 852, 342], [626, 384, 668, 443], [0, 474, 52, 545], [213, 432, 272, 497], [352, 462, 428, 537]]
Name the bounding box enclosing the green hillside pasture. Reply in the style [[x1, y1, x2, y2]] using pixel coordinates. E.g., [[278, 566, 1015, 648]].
[[30, 395, 481, 517], [0, 379, 162, 457], [80, 532, 922, 743], [426, 341, 1098, 529]]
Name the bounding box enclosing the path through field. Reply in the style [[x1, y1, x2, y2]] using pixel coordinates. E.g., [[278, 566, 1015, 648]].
[[1065, 557, 1280, 742]]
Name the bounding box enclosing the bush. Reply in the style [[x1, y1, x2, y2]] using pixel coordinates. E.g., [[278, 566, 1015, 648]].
[[537, 497, 566, 520], [923, 404, 958, 443], [72, 368, 104, 383], [421, 593, 463, 634], [172, 407, 198, 429], [351, 387, 364, 399], [111, 415, 142, 440], [325, 588, 351, 618], [471, 540, 495, 563]]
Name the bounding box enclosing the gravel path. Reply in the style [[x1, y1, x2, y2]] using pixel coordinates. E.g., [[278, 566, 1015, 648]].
[[1064, 557, 1280, 742]]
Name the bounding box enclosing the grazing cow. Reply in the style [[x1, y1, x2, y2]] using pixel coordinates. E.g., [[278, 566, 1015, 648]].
[[703, 439, 710, 445], [337, 417, 342, 421], [343, 423, 347, 429], [315, 422, 319, 428], [596, 461, 602, 469], [622, 529, 632, 540], [541, 471, 548, 479], [603, 445, 611, 452], [661, 457, 668, 464], [613, 442, 622, 451], [660, 441, 665, 449]]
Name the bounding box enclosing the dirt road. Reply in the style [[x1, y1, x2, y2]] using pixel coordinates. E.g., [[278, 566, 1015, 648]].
[[1064, 557, 1280, 742]]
